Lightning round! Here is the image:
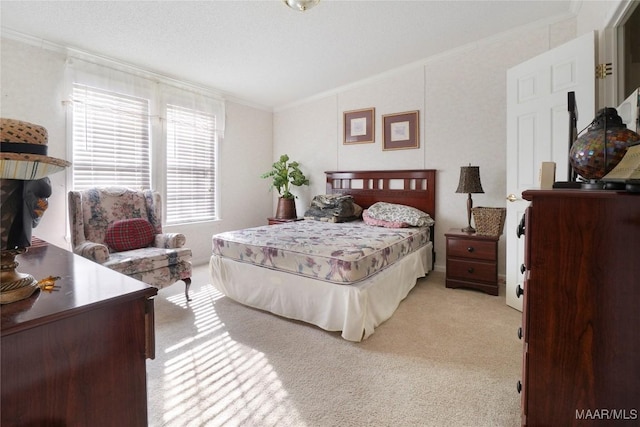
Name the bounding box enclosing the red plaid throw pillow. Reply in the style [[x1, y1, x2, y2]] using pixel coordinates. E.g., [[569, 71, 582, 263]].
[[105, 218, 155, 252]]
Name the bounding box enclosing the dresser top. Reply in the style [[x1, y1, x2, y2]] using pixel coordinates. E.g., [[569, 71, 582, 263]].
[[522, 188, 640, 201], [1, 242, 157, 336]]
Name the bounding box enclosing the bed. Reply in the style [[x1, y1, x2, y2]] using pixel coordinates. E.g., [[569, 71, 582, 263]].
[[209, 169, 436, 341]]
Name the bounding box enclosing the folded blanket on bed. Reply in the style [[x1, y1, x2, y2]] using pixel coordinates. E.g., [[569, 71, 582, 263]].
[[303, 194, 362, 222]]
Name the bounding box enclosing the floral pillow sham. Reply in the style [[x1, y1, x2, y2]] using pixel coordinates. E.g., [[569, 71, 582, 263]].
[[365, 202, 434, 227], [362, 209, 409, 228]]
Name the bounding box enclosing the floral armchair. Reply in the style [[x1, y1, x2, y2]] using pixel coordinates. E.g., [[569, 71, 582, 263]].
[[68, 187, 192, 300]]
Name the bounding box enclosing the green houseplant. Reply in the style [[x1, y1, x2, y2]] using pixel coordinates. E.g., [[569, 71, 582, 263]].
[[261, 154, 310, 219]]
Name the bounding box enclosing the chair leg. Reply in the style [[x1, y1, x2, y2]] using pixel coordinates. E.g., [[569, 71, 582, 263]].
[[184, 278, 192, 302]]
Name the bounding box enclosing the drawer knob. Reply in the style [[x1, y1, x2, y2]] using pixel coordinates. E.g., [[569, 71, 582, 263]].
[[467, 246, 474, 253], [516, 284, 524, 298], [517, 327, 523, 340], [467, 267, 474, 274], [517, 381, 522, 394], [520, 263, 526, 274], [517, 215, 526, 238]]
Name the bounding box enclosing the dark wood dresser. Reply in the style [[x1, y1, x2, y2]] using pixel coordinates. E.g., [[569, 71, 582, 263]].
[[1, 241, 157, 426], [517, 190, 640, 426]]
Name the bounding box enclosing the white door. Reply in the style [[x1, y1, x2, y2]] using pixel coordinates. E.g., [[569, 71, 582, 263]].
[[505, 32, 595, 311], [617, 88, 639, 133]]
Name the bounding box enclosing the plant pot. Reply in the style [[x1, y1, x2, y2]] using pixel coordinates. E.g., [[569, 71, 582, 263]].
[[275, 197, 297, 219]]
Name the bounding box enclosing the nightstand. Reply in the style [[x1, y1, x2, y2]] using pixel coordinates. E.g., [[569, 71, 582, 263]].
[[267, 217, 304, 225], [445, 228, 499, 296]]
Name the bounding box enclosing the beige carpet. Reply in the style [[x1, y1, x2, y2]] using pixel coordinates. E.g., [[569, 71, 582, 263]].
[[147, 265, 522, 427]]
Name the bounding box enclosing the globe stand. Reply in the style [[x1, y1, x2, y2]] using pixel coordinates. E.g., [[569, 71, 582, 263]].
[[581, 180, 605, 190]]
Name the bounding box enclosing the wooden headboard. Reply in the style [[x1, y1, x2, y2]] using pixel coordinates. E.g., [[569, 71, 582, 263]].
[[326, 169, 437, 267], [325, 169, 436, 220]]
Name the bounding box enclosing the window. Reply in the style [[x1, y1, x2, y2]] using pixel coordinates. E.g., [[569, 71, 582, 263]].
[[71, 83, 151, 190], [165, 104, 217, 224], [67, 57, 225, 225]]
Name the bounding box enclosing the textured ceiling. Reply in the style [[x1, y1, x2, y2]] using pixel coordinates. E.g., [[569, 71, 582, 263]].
[[1, 1, 575, 110]]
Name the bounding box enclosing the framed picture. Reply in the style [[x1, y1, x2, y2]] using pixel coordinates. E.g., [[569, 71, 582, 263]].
[[382, 110, 420, 150], [343, 108, 375, 144]]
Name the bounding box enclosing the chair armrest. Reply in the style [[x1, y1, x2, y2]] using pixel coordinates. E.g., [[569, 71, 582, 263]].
[[153, 233, 186, 249], [74, 241, 110, 263]]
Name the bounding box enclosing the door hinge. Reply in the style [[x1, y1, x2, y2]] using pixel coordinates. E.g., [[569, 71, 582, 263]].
[[596, 63, 612, 79]]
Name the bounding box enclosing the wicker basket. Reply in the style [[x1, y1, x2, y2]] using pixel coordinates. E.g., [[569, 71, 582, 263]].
[[472, 207, 506, 236]]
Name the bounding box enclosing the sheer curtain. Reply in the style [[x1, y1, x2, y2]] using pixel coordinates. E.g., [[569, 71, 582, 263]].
[[64, 54, 225, 224], [161, 85, 224, 224]]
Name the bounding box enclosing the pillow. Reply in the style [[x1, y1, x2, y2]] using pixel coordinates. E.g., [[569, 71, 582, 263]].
[[105, 218, 155, 252], [362, 210, 409, 228], [365, 202, 435, 227]]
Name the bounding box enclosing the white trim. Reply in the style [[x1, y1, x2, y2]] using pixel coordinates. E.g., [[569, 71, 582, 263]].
[[603, 0, 639, 105], [1, 28, 272, 112], [275, 10, 577, 112], [3, 8, 580, 114], [605, 0, 637, 27]]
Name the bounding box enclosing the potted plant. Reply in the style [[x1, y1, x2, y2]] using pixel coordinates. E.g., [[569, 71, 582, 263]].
[[261, 154, 310, 219]]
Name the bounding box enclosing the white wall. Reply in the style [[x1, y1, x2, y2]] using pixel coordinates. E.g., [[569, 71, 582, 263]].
[[1, 38, 70, 250], [1, 37, 274, 265], [274, 18, 578, 274], [2, 0, 626, 273], [272, 0, 629, 275]]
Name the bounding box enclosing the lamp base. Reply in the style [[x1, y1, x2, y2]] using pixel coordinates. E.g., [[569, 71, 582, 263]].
[[1, 248, 40, 304], [461, 225, 476, 233], [581, 180, 605, 190]]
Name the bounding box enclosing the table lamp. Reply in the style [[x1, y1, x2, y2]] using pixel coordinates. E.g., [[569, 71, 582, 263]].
[[456, 164, 484, 233]]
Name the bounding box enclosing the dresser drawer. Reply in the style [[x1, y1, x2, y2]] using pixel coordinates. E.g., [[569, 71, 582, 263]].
[[447, 258, 496, 283], [447, 238, 496, 261]]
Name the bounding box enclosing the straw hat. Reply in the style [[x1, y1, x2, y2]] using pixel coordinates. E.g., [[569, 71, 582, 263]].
[[0, 118, 71, 180]]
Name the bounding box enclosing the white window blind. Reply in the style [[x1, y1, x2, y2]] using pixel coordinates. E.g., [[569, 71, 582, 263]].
[[165, 104, 217, 224], [71, 83, 151, 190]]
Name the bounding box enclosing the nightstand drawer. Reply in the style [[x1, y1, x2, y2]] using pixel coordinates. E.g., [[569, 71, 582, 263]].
[[447, 238, 495, 261], [447, 258, 496, 283]]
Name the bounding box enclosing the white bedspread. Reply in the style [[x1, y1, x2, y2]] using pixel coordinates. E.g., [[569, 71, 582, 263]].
[[209, 244, 431, 341]]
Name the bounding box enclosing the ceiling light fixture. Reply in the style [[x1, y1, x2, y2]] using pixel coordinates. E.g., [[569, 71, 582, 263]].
[[283, 0, 320, 12]]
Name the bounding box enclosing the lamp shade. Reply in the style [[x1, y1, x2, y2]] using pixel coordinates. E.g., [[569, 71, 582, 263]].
[[456, 166, 484, 194]]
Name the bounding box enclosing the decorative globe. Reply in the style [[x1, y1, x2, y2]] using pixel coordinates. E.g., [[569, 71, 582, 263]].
[[569, 108, 640, 180]]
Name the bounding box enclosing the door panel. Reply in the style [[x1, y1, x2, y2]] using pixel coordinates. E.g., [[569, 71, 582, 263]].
[[506, 32, 595, 310]]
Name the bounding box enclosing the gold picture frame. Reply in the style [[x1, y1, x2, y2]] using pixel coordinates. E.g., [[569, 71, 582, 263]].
[[382, 110, 419, 150], [343, 108, 375, 144]]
